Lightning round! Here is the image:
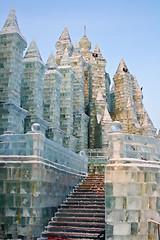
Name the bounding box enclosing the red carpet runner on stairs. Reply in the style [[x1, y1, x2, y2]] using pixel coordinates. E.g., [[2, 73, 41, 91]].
[[38, 174, 105, 240]]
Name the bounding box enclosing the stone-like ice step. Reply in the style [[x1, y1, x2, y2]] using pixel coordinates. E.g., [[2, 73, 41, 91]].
[[41, 231, 100, 239], [60, 204, 105, 209], [38, 174, 105, 239], [48, 221, 105, 228], [69, 194, 104, 198], [52, 216, 105, 223], [76, 184, 104, 187], [46, 226, 103, 233], [55, 212, 105, 218], [58, 208, 104, 213], [73, 189, 104, 193], [64, 200, 104, 205]]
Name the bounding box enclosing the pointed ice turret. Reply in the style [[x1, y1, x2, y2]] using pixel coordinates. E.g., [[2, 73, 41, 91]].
[[46, 50, 58, 70], [115, 58, 129, 75], [133, 75, 144, 125], [24, 38, 44, 65], [112, 58, 134, 132], [141, 112, 156, 130], [0, 6, 27, 134], [88, 42, 108, 148], [55, 26, 74, 65], [22, 38, 48, 133], [59, 48, 77, 151], [102, 106, 112, 123], [44, 51, 62, 128], [101, 106, 112, 149], [89, 42, 107, 103], [59, 25, 72, 42], [71, 40, 82, 57], [79, 33, 91, 53], [0, 6, 26, 41], [141, 112, 156, 137], [133, 76, 142, 98], [92, 42, 103, 59], [95, 90, 106, 124], [43, 51, 64, 144], [59, 48, 71, 66], [0, 6, 27, 106], [70, 41, 89, 151], [95, 90, 105, 124], [79, 27, 92, 108], [89, 89, 109, 148], [59, 49, 74, 124], [70, 40, 85, 113]]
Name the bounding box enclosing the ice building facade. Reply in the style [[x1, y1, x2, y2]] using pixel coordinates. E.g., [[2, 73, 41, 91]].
[[0, 7, 160, 240]]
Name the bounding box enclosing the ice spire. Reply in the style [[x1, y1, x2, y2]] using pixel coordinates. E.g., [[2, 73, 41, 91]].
[[71, 40, 82, 57], [93, 42, 103, 59], [79, 26, 91, 51], [115, 58, 129, 75], [141, 111, 157, 137], [57, 26, 74, 55], [60, 48, 71, 66], [46, 51, 58, 70], [95, 90, 106, 124], [59, 26, 72, 42], [102, 106, 112, 123], [133, 75, 143, 99], [84, 25, 86, 36], [55, 26, 74, 65], [44, 52, 62, 131], [101, 106, 112, 149], [0, 6, 26, 41], [75, 40, 80, 49], [24, 38, 44, 65]]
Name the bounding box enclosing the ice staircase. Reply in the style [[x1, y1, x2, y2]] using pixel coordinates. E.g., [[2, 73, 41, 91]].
[[38, 174, 105, 239]]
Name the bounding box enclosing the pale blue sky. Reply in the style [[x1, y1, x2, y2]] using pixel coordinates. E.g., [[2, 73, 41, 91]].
[[0, 0, 160, 130]]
